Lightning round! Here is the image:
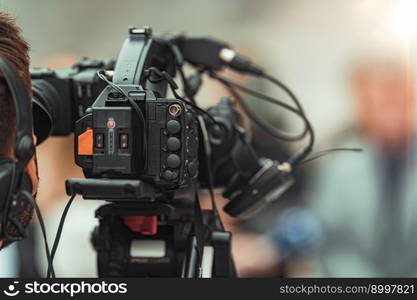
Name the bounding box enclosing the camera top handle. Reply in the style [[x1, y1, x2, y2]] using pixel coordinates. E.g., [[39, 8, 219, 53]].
[[113, 27, 176, 98]]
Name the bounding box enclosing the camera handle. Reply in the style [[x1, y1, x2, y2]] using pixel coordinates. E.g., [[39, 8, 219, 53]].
[[113, 27, 176, 97]]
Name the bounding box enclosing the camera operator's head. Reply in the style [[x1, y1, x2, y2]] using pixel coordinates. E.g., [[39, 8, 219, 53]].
[[0, 12, 38, 248]]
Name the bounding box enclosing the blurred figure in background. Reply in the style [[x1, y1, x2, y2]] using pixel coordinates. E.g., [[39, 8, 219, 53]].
[[308, 52, 417, 277]]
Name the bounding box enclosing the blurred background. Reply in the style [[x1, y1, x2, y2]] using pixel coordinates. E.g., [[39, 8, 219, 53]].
[[1, 0, 417, 277]]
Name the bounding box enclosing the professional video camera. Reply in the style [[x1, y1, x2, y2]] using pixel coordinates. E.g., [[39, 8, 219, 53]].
[[30, 27, 316, 278]]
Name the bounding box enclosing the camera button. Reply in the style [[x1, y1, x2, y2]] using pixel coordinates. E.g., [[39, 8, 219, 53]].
[[167, 120, 181, 134], [167, 137, 181, 151], [163, 170, 178, 181], [167, 154, 181, 168]]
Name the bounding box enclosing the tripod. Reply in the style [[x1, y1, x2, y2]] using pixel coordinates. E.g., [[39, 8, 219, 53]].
[[66, 178, 236, 278]]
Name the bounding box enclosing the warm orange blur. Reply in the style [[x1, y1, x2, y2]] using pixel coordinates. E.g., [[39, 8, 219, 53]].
[[351, 57, 416, 152]]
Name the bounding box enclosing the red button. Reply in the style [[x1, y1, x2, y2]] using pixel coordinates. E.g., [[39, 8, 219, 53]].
[[124, 216, 157, 235], [107, 120, 116, 128]]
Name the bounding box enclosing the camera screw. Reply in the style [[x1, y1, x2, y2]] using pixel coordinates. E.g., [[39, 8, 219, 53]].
[[168, 104, 182, 117], [277, 162, 292, 173], [129, 26, 152, 37], [104, 70, 114, 80]]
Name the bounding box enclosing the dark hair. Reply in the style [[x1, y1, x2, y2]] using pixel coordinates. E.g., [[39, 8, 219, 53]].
[[0, 12, 31, 158]]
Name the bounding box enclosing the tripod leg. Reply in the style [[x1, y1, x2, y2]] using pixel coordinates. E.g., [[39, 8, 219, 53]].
[[201, 246, 214, 278], [182, 237, 216, 278], [182, 236, 199, 278], [212, 231, 237, 278]]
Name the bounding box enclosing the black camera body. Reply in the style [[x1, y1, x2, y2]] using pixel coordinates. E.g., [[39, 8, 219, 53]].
[[74, 85, 199, 188], [70, 29, 199, 189], [31, 28, 294, 217], [30, 27, 297, 278]]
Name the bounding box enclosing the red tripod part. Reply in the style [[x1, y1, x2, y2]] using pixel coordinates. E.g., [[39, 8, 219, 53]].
[[124, 216, 158, 235]]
